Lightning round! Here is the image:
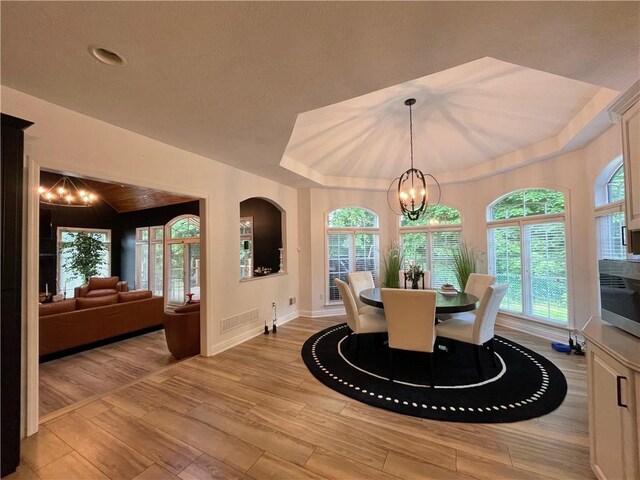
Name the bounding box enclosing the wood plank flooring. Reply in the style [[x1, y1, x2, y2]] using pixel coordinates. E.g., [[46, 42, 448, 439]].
[[39, 330, 178, 418], [11, 316, 594, 480]]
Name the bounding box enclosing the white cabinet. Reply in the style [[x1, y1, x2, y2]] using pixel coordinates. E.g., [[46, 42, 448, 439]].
[[610, 80, 640, 252], [622, 99, 640, 233], [583, 316, 640, 480]]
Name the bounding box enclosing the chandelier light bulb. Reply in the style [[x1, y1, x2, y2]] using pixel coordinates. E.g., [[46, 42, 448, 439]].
[[39, 176, 96, 207]]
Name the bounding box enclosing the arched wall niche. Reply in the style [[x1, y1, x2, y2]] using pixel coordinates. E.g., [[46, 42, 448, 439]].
[[239, 197, 285, 277]]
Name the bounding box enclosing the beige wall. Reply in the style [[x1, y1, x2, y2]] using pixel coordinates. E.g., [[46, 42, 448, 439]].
[[300, 126, 622, 331], [2, 86, 300, 355]]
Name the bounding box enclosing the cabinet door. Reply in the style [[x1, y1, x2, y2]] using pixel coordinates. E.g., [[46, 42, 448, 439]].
[[588, 347, 639, 480], [622, 100, 640, 234]]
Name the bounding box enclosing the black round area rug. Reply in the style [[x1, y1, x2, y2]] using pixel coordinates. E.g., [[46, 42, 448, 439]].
[[302, 323, 567, 423]]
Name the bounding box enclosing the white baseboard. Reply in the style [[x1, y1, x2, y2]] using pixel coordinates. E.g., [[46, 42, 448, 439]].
[[496, 313, 569, 343], [298, 307, 345, 319], [208, 310, 297, 356]]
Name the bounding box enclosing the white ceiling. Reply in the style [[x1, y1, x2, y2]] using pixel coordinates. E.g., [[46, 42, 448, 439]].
[[1, 2, 638, 188]]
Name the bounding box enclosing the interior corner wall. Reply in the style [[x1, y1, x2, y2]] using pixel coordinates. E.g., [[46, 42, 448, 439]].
[[2, 86, 300, 357]]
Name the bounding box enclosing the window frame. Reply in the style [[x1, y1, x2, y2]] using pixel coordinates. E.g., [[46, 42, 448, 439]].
[[240, 216, 254, 280], [135, 225, 164, 294], [487, 188, 573, 327], [325, 207, 380, 305], [165, 214, 200, 306], [56, 226, 111, 298], [595, 162, 633, 261], [399, 206, 463, 289]]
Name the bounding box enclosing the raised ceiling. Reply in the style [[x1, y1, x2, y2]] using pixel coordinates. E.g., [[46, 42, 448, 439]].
[[40, 172, 198, 213], [2, 2, 639, 188]]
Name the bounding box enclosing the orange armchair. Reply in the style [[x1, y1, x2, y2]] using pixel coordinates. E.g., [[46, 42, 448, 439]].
[[163, 303, 200, 359], [74, 276, 128, 298]]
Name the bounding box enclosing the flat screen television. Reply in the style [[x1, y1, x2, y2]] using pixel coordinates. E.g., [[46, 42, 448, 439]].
[[599, 259, 640, 338]]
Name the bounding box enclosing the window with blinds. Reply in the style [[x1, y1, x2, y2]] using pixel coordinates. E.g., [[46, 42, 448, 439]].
[[326, 207, 380, 303], [524, 222, 567, 322], [488, 226, 522, 313], [488, 189, 568, 325], [597, 212, 626, 260], [399, 205, 462, 289], [431, 231, 460, 288]]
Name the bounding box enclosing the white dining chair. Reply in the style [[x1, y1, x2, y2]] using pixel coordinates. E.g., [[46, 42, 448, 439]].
[[438, 273, 494, 321], [347, 271, 379, 315], [435, 284, 508, 378], [380, 288, 437, 386], [335, 279, 387, 356]]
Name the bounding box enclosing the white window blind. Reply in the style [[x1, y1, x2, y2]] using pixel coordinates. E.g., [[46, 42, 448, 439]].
[[524, 222, 568, 322], [401, 232, 428, 272], [327, 232, 379, 302], [488, 226, 522, 313], [328, 232, 351, 301], [431, 231, 460, 289], [597, 212, 626, 260]]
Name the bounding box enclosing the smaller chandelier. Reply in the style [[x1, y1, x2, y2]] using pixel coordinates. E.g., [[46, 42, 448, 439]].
[[389, 98, 440, 221], [39, 176, 97, 207]]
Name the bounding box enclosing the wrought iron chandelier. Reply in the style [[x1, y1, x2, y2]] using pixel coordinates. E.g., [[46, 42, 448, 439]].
[[39, 176, 97, 207], [388, 98, 440, 221]]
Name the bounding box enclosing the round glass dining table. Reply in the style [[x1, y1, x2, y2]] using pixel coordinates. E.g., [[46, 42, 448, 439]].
[[359, 288, 479, 314]]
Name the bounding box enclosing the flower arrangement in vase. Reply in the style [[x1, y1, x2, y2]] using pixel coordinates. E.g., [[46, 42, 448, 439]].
[[405, 261, 424, 289]]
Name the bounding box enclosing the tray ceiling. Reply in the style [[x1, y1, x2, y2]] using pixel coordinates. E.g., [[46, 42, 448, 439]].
[[2, 2, 638, 188]]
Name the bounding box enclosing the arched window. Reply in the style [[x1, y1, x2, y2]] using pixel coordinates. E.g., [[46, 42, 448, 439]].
[[487, 189, 568, 324], [595, 161, 626, 260], [166, 215, 200, 305], [326, 207, 379, 302], [399, 205, 462, 288]]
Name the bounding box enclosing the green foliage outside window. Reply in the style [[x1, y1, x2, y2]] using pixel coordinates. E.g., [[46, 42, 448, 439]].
[[490, 189, 564, 220], [400, 204, 461, 227], [328, 208, 378, 228], [60, 232, 108, 284], [170, 217, 200, 238], [607, 166, 625, 203]]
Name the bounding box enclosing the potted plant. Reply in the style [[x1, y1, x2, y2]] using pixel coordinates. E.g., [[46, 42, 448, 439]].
[[60, 231, 108, 284], [380, 242, 404, 288], [451, 240, 480, 291]]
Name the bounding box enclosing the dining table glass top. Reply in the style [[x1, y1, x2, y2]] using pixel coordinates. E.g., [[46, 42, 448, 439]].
[[359, 287, 479, 314]]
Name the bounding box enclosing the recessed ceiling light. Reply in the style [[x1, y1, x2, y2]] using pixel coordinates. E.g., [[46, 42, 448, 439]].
[[89, 46, 126, 66]]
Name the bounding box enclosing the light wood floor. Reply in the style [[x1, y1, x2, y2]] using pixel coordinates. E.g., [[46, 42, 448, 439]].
[[40, 330, 178, 417], [11, 316, 594, 480]]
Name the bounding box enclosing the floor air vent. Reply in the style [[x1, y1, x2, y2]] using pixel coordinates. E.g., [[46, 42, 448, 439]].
[[221, 308, 259, 333]]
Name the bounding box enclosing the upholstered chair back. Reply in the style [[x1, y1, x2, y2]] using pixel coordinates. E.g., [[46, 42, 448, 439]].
[[472, 284, 508, 344], [464, 273, 495, 302], [347, 271, 375, 312], [381, 288, 436, 353], [335, 279, 360, 333]]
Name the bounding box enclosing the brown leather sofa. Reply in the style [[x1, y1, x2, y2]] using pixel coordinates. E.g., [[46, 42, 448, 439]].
[[39, 290, 163, 357], [163, 303, 200, 359], [74, 276, 128, 298]]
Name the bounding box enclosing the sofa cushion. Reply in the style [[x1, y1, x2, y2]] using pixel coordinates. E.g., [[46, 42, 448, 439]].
[[76, 294, 118, 310], [118, 290, 152, 303], [39, 299, 76, 317], [88, 276, 119, 291], [85, 289, 118, 298], [174, 303, 200, 314]]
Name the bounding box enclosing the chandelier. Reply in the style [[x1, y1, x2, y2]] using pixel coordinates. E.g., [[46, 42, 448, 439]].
[[388, 98, 440, 221], [39, 176, 97, 207]]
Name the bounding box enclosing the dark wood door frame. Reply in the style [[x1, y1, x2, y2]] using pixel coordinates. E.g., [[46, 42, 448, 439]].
[[1, 113, 33, 478]]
